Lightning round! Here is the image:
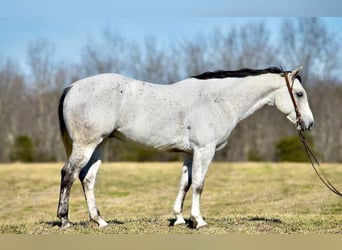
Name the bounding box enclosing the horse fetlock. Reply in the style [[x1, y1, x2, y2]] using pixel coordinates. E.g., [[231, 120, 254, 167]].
[[174, 212, 186, 225], [57, 205, 68, 219]]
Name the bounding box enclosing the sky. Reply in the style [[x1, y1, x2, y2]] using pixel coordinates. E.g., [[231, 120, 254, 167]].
[[0, 1, 342, 72], [1, 17, 342, 71], [0, 18, 271, 63], [1, 0, 342, 17]]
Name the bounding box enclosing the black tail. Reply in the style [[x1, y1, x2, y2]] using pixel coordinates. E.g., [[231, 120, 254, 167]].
[[58, 86, 73, 157]]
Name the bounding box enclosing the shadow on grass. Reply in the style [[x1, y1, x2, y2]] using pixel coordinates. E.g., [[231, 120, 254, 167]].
[[168, 216, 282, 228], [107, 219, 125, 225], [168, 218, 197, 229], [44, 220, 61, 227], [245, 216, 283, 224], [43, 219, 124, 228]]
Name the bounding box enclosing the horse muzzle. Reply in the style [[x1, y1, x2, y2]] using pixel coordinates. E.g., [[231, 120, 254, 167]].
[[287, 113, 314, 132], [297, 119, 314, 131]]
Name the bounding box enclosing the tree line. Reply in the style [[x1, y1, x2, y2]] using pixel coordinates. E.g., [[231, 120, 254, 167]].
[[0, 18, 341, 162]]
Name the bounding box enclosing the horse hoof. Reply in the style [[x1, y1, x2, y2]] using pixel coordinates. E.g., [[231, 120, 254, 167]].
[[61, 220, 73, 229], [196, 221, 208, 229], [191, 217, 208, 229], [98, 221, 109, 228], [174, 218, 186, 226]]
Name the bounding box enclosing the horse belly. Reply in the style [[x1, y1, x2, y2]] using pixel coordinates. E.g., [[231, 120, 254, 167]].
[[115, 81, 193, 152], [115, 118, 191, 152]]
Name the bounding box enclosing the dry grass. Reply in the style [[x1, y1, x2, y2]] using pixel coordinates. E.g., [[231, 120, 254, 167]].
[[0, 162, 341, 234]]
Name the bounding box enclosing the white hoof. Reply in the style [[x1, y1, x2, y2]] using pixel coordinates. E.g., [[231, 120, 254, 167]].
[[98, 220, 109, 228], [92, 217, 109, 228], [192, 217, 208, 229], [174, 212, 186, 226], [195, 220, 208, 229], [174, 217, 186, 226]]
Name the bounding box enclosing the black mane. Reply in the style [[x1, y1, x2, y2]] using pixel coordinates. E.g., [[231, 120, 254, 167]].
[[192, 67, 286, 80]]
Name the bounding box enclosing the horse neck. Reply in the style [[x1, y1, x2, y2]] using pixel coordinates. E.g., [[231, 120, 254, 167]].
[[212, 74, 282, 122]]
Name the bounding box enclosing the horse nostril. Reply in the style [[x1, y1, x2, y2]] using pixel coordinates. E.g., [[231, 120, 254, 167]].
[[308, 121, 314, 130]]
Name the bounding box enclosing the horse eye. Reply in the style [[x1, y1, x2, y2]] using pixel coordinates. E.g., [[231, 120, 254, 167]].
[[296, 92, 304, 98]]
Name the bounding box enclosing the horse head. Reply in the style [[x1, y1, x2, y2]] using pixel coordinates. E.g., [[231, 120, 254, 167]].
[[274, 66, 314, 131]]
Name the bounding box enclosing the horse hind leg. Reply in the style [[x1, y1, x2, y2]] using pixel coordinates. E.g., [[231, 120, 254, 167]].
[[173, 154, 193, 225], [79, 140, 108, 228], [57, 142, 99, 228]]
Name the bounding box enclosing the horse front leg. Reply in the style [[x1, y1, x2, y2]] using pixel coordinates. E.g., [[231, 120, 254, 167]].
[[173, 154, 193, 225], [191, 145, 215, 229]]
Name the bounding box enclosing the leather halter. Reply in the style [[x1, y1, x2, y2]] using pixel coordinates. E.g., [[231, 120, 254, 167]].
[[283, 72, 342, 197], [284, 72, 305, 130]]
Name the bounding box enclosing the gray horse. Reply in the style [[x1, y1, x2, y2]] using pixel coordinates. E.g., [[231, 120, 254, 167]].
[[57, 67, 314, 229]]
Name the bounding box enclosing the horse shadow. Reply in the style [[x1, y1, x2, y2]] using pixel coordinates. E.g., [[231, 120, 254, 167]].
[[168, 218, 196, 229], [43, 219, 124, 228], [43, 216, 282, 230], [168, 216, 282, 229], [245, 216, 282, 224]]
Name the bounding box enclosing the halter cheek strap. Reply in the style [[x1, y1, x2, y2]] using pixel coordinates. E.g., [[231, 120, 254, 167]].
[[284, 72, 305, 130]]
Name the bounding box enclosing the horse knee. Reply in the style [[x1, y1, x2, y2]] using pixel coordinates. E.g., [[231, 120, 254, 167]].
[[192, 181, 204, 194]]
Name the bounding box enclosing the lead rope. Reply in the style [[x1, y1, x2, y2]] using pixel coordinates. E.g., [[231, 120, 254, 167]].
[[284, 73, 342, 197], [297, 131, 342, 196]]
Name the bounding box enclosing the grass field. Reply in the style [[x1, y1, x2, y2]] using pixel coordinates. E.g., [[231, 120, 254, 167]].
[[0, 162, 341, 234]]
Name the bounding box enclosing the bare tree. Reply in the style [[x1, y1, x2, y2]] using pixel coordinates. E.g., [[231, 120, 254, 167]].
[[180, 35, 211, 76], [228, 22, 277, 68], [279, 18, 341, 84], [132, 38, 181, 83], [26, 39, 62, 161], [0, 58, 25, 161], [81, 30, 129, 76], [308, 83, 342, 162]]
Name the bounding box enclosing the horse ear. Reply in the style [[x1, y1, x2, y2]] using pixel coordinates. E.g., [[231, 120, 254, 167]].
[[291, 66, 303, 80]]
